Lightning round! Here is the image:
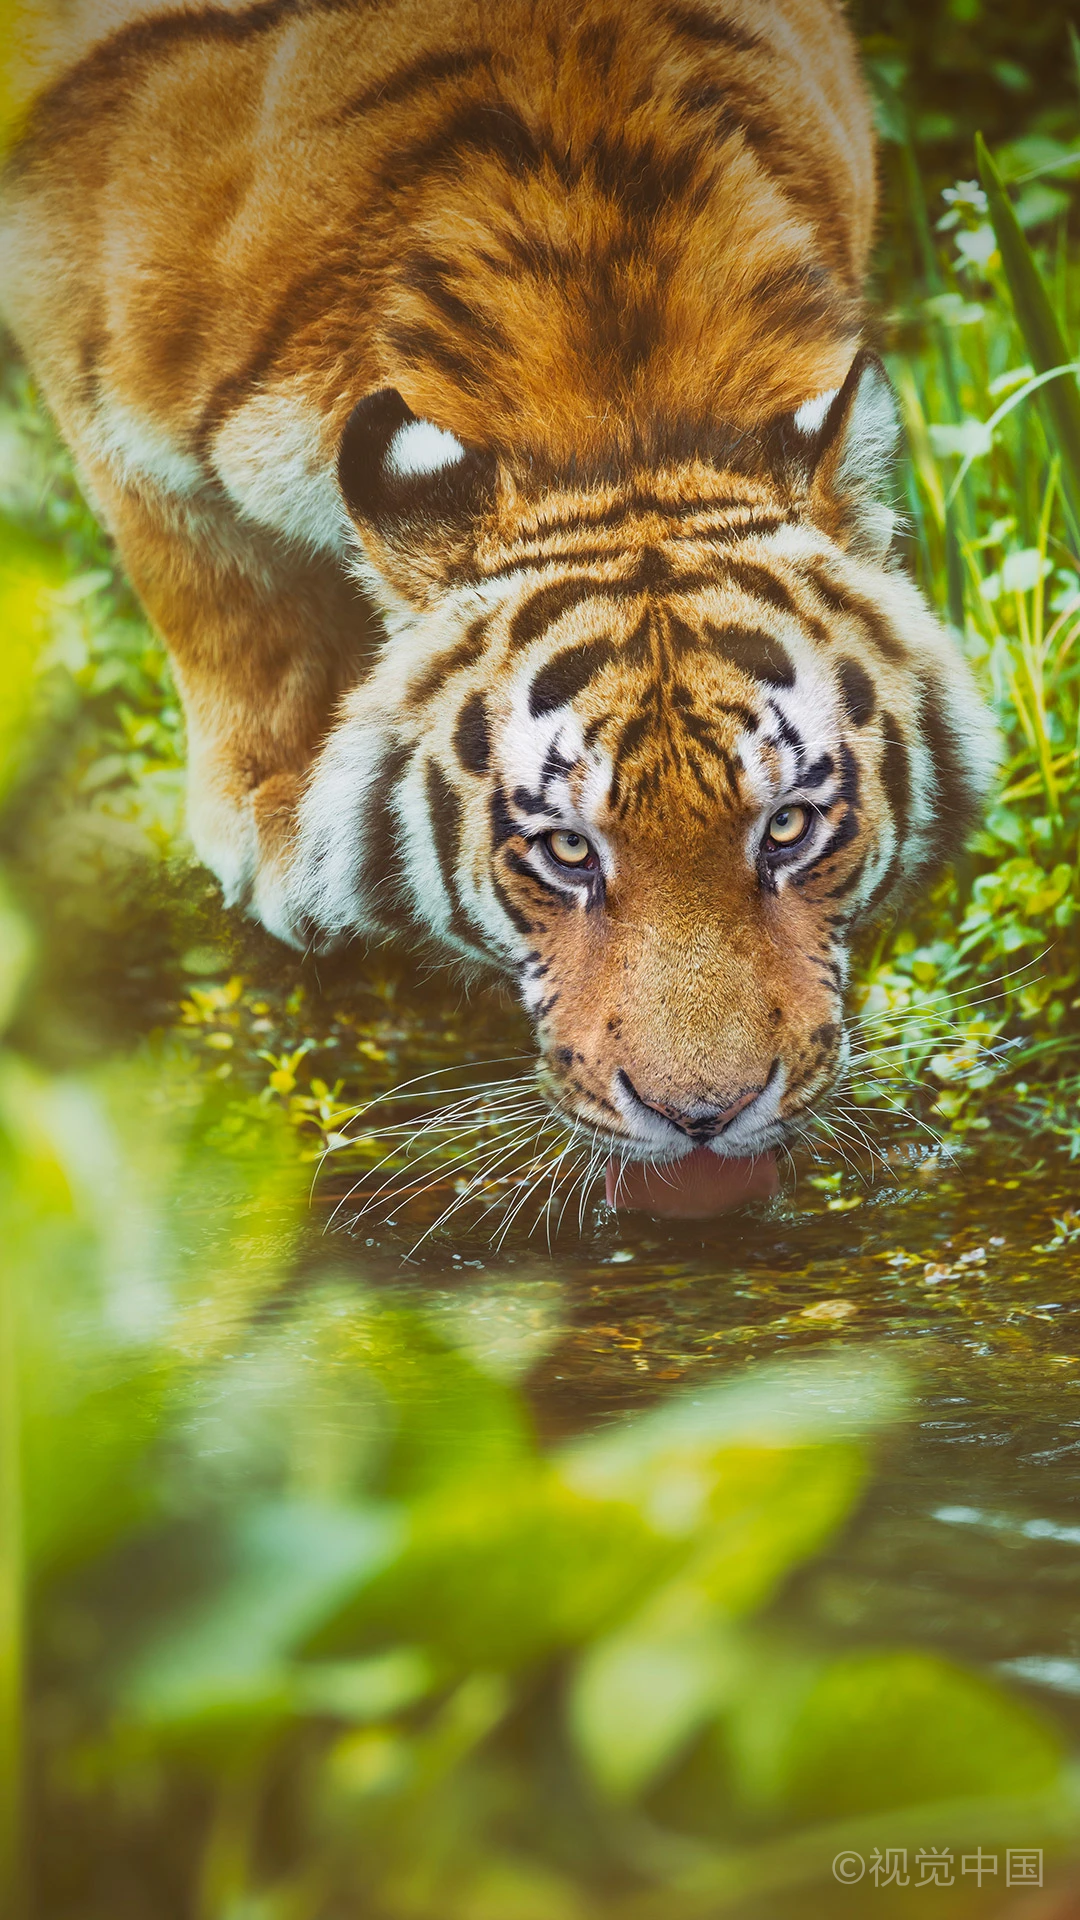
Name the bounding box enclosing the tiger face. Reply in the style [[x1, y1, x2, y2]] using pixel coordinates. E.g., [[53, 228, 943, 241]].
[[290, 354, 997, 1169]]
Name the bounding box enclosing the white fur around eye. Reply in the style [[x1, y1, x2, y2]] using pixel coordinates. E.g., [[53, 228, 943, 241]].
[[794, 389, 838, 436], [385, 418, 467, 478]]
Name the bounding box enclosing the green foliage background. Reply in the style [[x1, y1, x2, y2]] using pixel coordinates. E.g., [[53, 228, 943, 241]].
[[2, 4, 1080, 1917]]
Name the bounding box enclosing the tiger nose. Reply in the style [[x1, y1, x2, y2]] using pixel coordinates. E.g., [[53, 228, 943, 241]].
[[619, 1073, 766, 1142]]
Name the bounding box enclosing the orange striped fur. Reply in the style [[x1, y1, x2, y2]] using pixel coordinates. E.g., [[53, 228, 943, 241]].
[[1, 0, 996, 1168]]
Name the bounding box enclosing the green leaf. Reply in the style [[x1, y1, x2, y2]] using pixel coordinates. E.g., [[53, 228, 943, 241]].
[[311, 1468, 673, 1671], [0, 881, 31, 1039], [559, 1359, 895, 1615], [976, 133, 1080, 544], [124, 1501, 402, 1730], [0, 520, 60, 807], [726, 1647, 1063, 1820], [570, 1590, 741, 1801]]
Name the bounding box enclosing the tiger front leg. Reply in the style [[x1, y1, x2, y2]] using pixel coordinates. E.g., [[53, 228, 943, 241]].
[[92, 473, 373, 943]]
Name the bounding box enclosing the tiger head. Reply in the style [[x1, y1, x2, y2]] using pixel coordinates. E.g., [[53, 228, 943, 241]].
[[291, 354, 996, 1169]]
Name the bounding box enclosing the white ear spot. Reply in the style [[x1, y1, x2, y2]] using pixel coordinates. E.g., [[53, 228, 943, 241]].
[[794, 389, 839, 436], [385, 418, 467, 478]]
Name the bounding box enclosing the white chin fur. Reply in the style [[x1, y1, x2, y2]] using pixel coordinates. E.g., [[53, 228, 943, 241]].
[[386, 418, 466, 478]]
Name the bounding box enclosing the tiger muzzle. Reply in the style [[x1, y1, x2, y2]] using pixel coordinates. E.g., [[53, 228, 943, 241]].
[[616, 1070, 773, 1144]]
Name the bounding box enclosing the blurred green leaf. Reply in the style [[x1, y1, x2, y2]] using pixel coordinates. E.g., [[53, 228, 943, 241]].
[[0, 878, 31, 1038], [125, 1500, 403, 1733], [313, 1467, 673, 1670], [725, 1645, 1064, 1820], [0, 519, 59, 806], [570, 1592, 741, 1802], [560, 1360, 892, 1614]]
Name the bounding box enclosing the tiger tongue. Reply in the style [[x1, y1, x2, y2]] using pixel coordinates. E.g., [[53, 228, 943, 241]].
[[605, 1147, 778, 1218]]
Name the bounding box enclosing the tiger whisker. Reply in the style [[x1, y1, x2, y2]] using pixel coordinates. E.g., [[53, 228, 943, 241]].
[[493, 1140, 567, 1248], [336, 1058, 535, 1128], [541, 1136, 589, 1244], [338, 1116, 546, 1234], [553, 1144, 597, 1237], [313, 1074, 539, 1196], [404, 1121, 565, 1254]]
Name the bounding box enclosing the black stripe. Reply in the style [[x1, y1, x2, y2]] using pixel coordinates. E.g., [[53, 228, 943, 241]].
[[719, 560, 800, 619], [662, 1, 763, 53], [530, 495, 763, 539], [720, 91, 854, 287], [878, 713, 912, 848], [918, 676, 981, 860], [490, 499, 776, 565], [704, 622, 794, 687], [804, 753, 834, 788], [861, 712, 912, 917], [610, 712, 650, 789], [863, 854, 902, 919], [425, 760, 480, 950], [397, 252, 511, 351], [454, 693, 491, 775], [674, 80, 741, 140], [826, 853, 868, 901], [678, 519, 786, 549], [363, 742, 414, 935], [388, 96, 543, 187], [683, 745, 721, 802], [807, 570, 905, 662], [479, 546, 640, 582], [529, 642, 617, 715], [197, 262, 344, 450], [769, 706, 802, 754], [489, 783, 518, 848], [749, 260, 844, 333], [509, 577, 601, 650], [511, 784, 559, 817], [336, 47, 490, 122], [838, 657, 877, 729], [800, 802, 859, 880], [793, 742, 860, 882], [478, 522, 782, 583], [9, 0, 314, 167], [506, 849, 573, 904], [576, 19, 621, 77], [383, 322, 484, 392], [487, 226, 580, 284], [565, 129, 704, 225], [408, 616, 492, 706], [490, 871, 534, 937], [683, 703, 756, 745]]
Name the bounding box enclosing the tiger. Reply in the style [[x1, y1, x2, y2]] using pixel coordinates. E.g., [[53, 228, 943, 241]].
[[1, 0, 996, 1203]]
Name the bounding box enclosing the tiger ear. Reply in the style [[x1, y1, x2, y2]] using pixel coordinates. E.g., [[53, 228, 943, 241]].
[[793, 350, 900, 561], [337, 387, 496, 540]]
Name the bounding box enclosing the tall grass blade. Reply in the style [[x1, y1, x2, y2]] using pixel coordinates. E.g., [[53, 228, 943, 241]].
[[976, 132, 1080, 548]]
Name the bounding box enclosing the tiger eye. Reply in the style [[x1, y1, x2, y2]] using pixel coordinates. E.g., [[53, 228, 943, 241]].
[[547, 829, 594, 867], [766, 804, 810, 848]]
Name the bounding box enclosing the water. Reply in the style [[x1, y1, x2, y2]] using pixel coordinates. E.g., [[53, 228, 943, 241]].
[[87, 900, 1080, 1699], [322, 1128, 1080, 1723], [20, 878, 1080, 1914]]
